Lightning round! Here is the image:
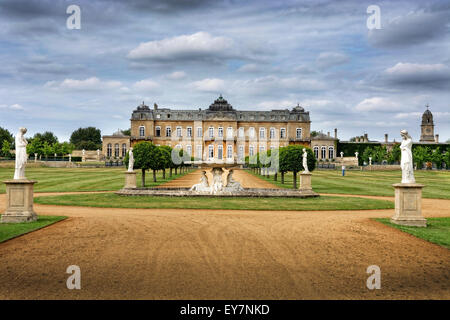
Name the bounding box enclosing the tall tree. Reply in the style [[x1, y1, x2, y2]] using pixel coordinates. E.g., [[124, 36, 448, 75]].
[[131, 142, 161, 186], [159, 145, 173, 179], [0, 127, 13, 150], [282, 145, 304, 189], [33, 131, 58, 145], [70, 127, 102, 150]]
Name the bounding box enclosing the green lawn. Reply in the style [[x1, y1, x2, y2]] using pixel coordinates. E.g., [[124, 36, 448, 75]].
[[0, 215, 67, 243], [34, 193, 394, 211], [250, 169, 450, 199], [0, 167, 191, 194], [376, 218, 450, 250]]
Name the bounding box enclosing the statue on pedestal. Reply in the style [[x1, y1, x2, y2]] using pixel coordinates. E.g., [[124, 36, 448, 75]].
[[14, 127, 28, 180], [302, 148, 309, 173], [211, 168, 224, 194], [400, 130, 415, 184], [128, 148, 134, 172], [224, 170, 243, 192]]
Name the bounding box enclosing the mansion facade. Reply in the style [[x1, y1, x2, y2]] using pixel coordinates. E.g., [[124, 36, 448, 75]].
[[101, 96, 339, 162]]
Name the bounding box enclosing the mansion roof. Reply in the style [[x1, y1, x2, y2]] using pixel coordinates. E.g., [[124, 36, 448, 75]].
[[131, 96, 311, 122]]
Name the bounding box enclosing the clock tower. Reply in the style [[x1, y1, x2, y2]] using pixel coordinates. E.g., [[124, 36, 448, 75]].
[[419, 106, 435, 142]]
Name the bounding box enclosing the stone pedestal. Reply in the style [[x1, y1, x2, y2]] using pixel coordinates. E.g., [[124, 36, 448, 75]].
[[124, 171, 137, 189], [299, 172, 312, 191], [391, 183, 426, 227], [1, 180, 37, 223]]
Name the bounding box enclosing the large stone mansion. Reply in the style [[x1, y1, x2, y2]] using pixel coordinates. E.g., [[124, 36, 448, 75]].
[[102, 96, 337, 161]]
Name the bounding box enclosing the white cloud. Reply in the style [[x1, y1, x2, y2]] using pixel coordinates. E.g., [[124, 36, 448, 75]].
[[355, 97, 403, 112], [127, 32, 235, 61], [385, 63, 450, 76], [191, 78, 225, 92], [45, 77, 122, 91], [0, 103, 24, 110], [257, 100, 295, 110], [166, 71, 186, 80], [133, 79, 160, 91], [238, 64, 261, 73], [316, 52, 349, 68], [394, 112, 422, 119]]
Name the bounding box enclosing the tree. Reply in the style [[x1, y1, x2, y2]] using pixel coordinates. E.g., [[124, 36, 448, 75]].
[[122, 128, 131, 136], [413, 146, 431, 169], [70, 127, 102, 150], [159, 145, 173, 179], [0, 127, 13, 150], [131, 142, 161, 186], [27, 137, 44, 156], [33, 131, 58, 145], [431, 147, 444, 169], [310, 131, 319, 138], [282, 145, 303, 189], [60, 142, 75, 156], [387, 144, 401, 164], [1, 140, 12, 158]]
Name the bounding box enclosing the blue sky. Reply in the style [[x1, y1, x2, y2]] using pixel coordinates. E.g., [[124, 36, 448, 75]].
[[1, 0, 449, 142]]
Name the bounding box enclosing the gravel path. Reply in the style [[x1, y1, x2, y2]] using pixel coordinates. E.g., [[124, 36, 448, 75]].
[[0, 170, 449, 299]]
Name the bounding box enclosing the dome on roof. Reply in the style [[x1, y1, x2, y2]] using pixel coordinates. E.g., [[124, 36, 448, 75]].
[[208, 95, 234, 111], [112, 130, 125, 136], [422, 106, 433, 124]]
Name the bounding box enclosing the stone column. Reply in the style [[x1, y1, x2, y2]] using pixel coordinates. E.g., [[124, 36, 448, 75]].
[[124, 171, 137, 189], [299, 172, 312, 191], [1, 180, 37, 223], [34, 153, 38, 163], [391, 183, 426, 227]]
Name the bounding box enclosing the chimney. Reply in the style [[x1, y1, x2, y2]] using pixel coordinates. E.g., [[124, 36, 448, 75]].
[[334, 128, 337, 139], [364, 133, 368, 142], [327, 131, 330, 137], [385, 133, 388, 143], [435, 134, 439, 143]]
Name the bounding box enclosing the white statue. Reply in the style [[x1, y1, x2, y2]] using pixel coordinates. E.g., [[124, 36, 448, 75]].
[[14, 127, 28, 180], [224, 170, 243, 192], [369, 157, 372, 166], [82, 149, 85, 156], [400, 130, 415, 184], [340, 151, 344, 158], [302, 148, 309, 173], [211, 168, 224, 194], [127, 147, 134, 172], [190, 171, 211, 192]]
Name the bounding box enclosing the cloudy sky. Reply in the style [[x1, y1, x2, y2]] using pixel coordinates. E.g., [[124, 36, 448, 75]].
[[1, 0, 449, 142]]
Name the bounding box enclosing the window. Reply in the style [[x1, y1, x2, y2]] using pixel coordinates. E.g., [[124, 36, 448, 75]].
[[270, 128, 275, 139], [197, 127, 202, 137], [155, 126, 161, 137], [208, 145, 214, 159], [249, 127, 255, 138], [209, 127, 214, 138], [187, 127, 192, 137], [107, 143, 112, 157], [227, 127, 233, 138], [238, 146, 244, 161], [321, 146, 326, 159], [166, 126, 171, 137], [259, 146, 265, 153], [218, 127, 223, 138], [218, 145, 223, 160], [227, 145, 233, 159], [156, 114, 161, 119], [238, 127, 244, 138], [249, 146, 254, 156], [196, 145, 202, 160], [176, 127, 182, 137], [186, 145, 192, 156], [280, 128, 286, 139], [122, 144, 127, 157], [313, 146, 319, 159], [175, 144, 181, 150], [296, 128, 302, 139], [328, 146, 334, 159], [259, 128, 265, 139], [139, 126, 145, 137], [114, 143, 119, 157]]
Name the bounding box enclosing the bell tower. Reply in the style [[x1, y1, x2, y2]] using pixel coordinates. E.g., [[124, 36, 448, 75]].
[[419, 105, 435, 142]]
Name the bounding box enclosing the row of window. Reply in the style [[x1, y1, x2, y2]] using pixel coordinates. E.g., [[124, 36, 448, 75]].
[[172, 144, 284, 160], [313, 146, 335, 159], [107, 143, 127, 158], [139, 126, 302, 139]]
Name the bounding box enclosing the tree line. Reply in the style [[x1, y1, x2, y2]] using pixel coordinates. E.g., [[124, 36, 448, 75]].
[[0, 126, 103, 158], [246, 145, 316, 189], [125, 141, 191, 187]]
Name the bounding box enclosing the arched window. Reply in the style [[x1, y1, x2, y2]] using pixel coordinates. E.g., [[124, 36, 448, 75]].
[[227, 145, 233, 159], [107, 143, 112, 157], [321, 146, 326, 159], [238, 127, 244, 138], [114, 143, 119, 157], [218, 145, 223, 160], [139, 126, 145, 137], [122, 144, 127, 157], [313, 146, 319, 159], [259, 128, 265, 139], [208, 145, 214, 159], [328, 146, 334, 159], [186, 145, 192, 156], [270, 128, 275, 139]]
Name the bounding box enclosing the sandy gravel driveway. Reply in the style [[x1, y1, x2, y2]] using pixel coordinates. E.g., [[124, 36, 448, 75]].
[[0, 170, 449, 299]]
